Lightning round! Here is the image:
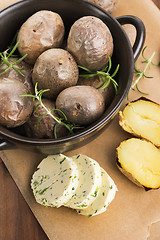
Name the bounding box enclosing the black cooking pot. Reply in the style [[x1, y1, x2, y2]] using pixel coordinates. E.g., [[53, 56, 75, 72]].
[[0, 0, 145, 154]]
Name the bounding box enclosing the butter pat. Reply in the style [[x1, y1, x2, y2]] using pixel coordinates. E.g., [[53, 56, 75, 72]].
[[64, 154, 102, 209], [31, 154, 117, 217], [31, 154, 79, 207], [77, 168, 117, 217]]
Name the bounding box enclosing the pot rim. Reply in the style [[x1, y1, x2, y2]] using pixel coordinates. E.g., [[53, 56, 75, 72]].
[[0, 0, 136, 146]]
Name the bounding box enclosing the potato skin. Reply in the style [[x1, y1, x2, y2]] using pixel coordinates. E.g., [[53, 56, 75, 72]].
[[0, 58, 34, 93], [87, 0, 119, 13], [17, 10, 65, 65], [32, 48, 79, 99], [56, 86, 105, 125], [25, 99, 68, 139], [122, 24, 136, 47], [77, 76, 115, 106], [0, 78, 33, 128], [67, 16, 113, 71], [116, 160, 145, 189]]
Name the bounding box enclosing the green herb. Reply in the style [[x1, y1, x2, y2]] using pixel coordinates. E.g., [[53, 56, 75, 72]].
[[33, 181, 39, 186], [131, 46, 160, 94], [0, 38, 27, 77], [88, 214, 92, 218], [80, 204, 88, 208], [109, 185, 113, 190], [91, 187, 99, 197], [60, 157, 66, 164], [78, 55, 119, 93], [39, 186, 50, 195], [20, 83, 81, 139]]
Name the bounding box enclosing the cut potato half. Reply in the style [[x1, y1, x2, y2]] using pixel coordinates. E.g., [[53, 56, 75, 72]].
[[117, 138, 160, 189], [119, 99, 160, 147]]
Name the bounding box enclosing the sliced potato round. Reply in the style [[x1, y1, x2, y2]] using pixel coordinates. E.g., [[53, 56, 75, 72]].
[[119, 98, 160, 147], [77, 167, 117, 217], [31, 154, 79, 207], [117, 138, 160, 189]]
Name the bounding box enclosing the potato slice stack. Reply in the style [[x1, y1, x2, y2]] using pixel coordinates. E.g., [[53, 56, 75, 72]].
[[31, 154, 117, 217], [117, 98, 160, 189]]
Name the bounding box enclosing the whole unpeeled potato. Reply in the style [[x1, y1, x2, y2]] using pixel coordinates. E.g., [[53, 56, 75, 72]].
[[87, 0, 119, 13], [25, 98, 68, 139], [77, 76, 115, 105], [56, 86, 105, 125], [32, 48, 79, 99], [122, 24, 136, 47], [0, 58, 34, 93], [67, 16, 113, 71], [17, 10, 65, 65], [0, 78, 33, 128]]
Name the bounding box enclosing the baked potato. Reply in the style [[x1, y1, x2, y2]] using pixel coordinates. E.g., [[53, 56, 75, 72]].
[[32, 48, 79, 99], [0, 78, 33, 128], [117, 138, 160, 189], [122, 24, 136, 47], [0, 58, 34, 93], [77, 76, 115, 105], [17, 10, 65, 65], [67, 16, 113, 71], [87, 0, 119, 14], [56, 85, 105, 125], [119, 98, 160, 147], [25, 98, 68, 139]]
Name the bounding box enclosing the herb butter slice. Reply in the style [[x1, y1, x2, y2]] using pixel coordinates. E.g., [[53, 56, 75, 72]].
[[77, 168, 117, 217], [64, 154, 102, 209], [31, 154, 79, 207]]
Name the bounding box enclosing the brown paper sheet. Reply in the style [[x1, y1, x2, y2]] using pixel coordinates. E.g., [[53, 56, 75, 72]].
[[0, 0, 160, 239]]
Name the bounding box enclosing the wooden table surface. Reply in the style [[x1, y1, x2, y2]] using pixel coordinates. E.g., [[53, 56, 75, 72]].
[[0, 1, 160, 240]]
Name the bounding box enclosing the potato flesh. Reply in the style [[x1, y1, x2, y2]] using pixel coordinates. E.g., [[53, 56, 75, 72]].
[[119, 100, 160, 146], [117, 138, 160, 188]]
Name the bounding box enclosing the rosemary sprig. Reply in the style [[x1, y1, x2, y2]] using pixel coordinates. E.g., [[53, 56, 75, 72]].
[[131, 46, 159, 94], [0, 39, 27, 77], [20, 83, 80, 139], [78, 55, 119, 94]]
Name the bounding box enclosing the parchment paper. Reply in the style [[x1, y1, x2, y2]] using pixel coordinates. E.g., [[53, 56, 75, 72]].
[[0, 0, 160, 239]]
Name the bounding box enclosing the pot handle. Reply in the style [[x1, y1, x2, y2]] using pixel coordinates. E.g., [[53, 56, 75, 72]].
[[0, 136, 14, 150], [116, 15, 146, 61]]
